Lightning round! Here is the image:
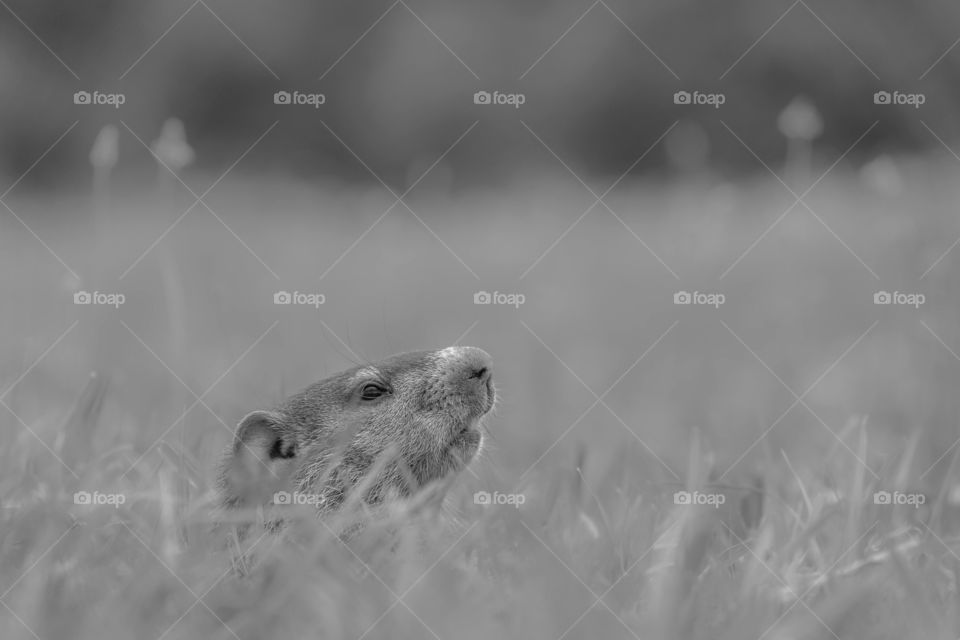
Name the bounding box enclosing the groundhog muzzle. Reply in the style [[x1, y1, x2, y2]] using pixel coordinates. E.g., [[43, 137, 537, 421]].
[[218, 346, 494, 520]]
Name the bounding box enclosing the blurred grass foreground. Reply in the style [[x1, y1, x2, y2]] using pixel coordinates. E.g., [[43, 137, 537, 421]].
[[4, 145, 960, 637]]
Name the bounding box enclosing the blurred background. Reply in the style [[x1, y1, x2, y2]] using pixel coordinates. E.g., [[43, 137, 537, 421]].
[[3, 0, 960, 491], [4, 0, 960, 185]]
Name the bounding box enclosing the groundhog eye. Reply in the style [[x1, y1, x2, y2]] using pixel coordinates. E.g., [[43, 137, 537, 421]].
[[359, 383, 388, 400]]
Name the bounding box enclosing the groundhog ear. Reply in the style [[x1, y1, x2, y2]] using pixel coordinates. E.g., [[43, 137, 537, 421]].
[[234, 410, 296, 460], [222, 411, 296, 508]]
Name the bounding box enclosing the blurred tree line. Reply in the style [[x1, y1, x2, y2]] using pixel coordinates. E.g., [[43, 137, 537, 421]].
[[2, 0, 960, 188]]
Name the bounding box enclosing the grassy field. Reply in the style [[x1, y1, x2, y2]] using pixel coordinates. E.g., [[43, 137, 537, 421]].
[[3, 165, 960, 639]]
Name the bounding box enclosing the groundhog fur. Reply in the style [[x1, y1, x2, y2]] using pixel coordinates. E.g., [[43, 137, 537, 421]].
[[216, 346, 494, 537]]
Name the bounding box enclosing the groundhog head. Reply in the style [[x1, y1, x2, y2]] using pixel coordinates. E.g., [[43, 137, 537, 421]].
[[218, 346, 494, 517]]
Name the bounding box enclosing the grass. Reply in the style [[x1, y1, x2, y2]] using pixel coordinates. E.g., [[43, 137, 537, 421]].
[[3, 163, 960, 639]]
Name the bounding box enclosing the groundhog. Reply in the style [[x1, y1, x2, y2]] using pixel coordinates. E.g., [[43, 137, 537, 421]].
[[217, 346, 494, 533]]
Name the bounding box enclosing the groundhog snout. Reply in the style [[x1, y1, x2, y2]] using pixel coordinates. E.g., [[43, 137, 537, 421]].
[[439, 346, 495, 411]]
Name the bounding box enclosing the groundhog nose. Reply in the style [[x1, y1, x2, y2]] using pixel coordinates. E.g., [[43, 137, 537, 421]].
[[471, 366, 491, 383], [440, 346, 493, 382]]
